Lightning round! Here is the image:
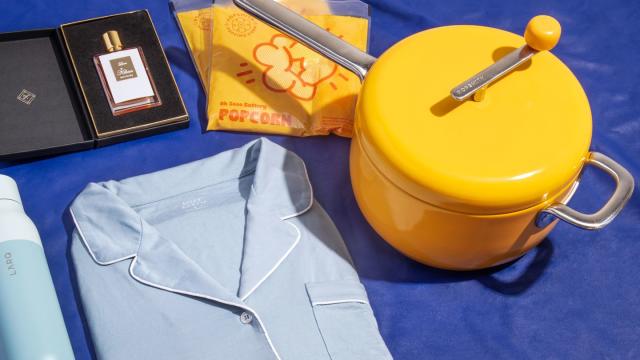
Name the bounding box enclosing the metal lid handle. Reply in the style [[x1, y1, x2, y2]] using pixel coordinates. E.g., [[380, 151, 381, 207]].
[[537, 152, 635, 230], [451, 15, 562, 102], [233, 0, 377, 80]]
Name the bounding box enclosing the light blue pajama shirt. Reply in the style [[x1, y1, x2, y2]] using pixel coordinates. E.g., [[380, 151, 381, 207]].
[[69, 138, 392, 360]]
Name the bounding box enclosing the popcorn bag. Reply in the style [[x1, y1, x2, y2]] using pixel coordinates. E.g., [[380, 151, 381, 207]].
[[173, 0, 370, 137], [172, 0, 214, 93]]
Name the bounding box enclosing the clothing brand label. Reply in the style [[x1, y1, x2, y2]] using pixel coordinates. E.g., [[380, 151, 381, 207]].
[[110, 56, 138, 81], [16, 89, 36, 105], [181, 198, 209, 212]]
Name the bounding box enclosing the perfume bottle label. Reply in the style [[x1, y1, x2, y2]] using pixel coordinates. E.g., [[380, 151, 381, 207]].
[[98, 48, 154, 104], [110, 57, 138, 81]]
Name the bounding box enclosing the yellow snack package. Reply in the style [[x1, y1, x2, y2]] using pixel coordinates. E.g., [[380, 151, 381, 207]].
[[173, 2, 214, 94], [174, 0, 370, 137]]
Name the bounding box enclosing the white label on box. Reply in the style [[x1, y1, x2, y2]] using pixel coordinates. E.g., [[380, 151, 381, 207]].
[[98, 48, 154, 104]]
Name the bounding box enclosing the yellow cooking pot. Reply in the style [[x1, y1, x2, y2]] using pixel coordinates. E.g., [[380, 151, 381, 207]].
[[234, 0, 635, 270]]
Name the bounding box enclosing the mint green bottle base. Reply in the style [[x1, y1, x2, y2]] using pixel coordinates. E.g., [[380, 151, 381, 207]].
[[0, 240, 75, 360]]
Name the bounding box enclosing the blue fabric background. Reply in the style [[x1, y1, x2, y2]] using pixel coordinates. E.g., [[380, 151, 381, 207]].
[[1, 0, 639, 359]]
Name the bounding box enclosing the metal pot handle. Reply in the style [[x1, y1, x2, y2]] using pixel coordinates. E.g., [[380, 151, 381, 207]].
[[537, 152, 635, 230], [233, 0, 377, 80]]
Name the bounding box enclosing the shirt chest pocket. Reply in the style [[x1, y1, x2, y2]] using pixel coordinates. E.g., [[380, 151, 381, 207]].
[[306, 280, 392, 360]]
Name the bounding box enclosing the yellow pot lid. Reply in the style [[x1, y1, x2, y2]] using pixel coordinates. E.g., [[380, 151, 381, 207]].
[[357, 16, 592, 214]]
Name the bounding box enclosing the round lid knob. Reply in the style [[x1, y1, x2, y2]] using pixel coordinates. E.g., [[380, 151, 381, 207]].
[[0, 175, 22, 205], [358, 18, 592, 214], [524, 15, 561, 51]]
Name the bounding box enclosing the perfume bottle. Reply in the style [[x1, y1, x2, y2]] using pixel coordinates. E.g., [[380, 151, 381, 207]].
[[93, 31, 161, 116]]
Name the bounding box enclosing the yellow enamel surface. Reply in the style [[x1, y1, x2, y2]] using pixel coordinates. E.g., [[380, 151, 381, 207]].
[[350, 134, 577, 270], [357, 25, 592, 214]]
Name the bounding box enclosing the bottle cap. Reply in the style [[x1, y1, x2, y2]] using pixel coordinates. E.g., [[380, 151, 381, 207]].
[[0, 175, 22, 205], [102, 30, 123, 52]]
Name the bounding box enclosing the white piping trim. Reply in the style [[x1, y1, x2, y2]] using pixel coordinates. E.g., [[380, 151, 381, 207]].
[[128, 258, 282, 360], [312, 299, 370, 306], [70, 207, 136, 266], [241, 154, 314, 301], [71, 149, 313, 265], [241, 221, 301, 301], [70, 147, 315, 360]]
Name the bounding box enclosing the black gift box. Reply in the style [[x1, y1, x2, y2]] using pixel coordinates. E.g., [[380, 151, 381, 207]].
[[0, 10, 189, 161]]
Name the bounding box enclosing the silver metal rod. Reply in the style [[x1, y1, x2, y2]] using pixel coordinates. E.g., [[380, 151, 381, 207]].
[[233, 0, 377, 80], [451, 45, 537, 101]]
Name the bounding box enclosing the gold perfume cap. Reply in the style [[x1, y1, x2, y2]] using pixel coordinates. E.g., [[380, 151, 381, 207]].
[[102, 31, 123, 52]]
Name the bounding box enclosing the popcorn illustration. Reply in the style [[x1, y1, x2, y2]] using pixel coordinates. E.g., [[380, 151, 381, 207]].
[[253, 34, 338, 100]]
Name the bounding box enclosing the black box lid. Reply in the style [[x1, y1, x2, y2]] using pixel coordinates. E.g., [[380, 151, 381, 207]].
[[0, 29, 94, 160]]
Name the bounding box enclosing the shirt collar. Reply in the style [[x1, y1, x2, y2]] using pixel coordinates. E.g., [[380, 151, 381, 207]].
[[70, 138, 313, 297]]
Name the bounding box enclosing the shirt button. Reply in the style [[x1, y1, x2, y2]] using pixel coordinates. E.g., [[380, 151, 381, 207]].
[[240, 311, 253, 324]]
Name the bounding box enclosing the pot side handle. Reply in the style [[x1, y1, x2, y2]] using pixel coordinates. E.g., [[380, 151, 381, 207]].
[[233, 0, 377, 80], [537, 152, 635, 230]]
